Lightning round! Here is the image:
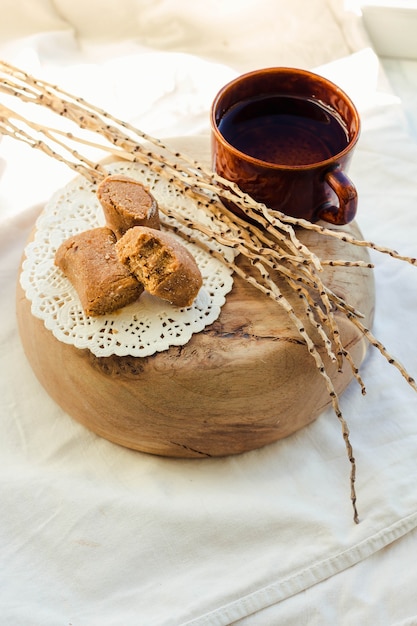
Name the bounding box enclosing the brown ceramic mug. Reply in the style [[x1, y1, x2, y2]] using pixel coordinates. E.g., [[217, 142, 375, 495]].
[[210, 67, 360, 225]]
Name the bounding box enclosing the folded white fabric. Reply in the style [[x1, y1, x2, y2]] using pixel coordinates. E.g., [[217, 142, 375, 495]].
[[2, 2, 417, 625], [0, 0, 356, 71]]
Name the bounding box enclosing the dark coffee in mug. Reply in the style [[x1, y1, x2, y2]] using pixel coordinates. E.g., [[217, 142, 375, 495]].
[[217, 94, 350, 166], [211, 67, 361, 225]]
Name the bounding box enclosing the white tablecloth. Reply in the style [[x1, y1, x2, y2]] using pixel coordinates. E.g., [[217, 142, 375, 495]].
[[1, 2, 417, 624]]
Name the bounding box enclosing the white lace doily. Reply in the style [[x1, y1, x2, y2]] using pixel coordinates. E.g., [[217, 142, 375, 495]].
[[20, 161, 235, 357]]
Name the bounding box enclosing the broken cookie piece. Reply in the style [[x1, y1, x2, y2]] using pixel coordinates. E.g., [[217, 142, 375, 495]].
[[116, 226, 203, 308], [55, 227, 144, 316], [97, 175, 160, 238]]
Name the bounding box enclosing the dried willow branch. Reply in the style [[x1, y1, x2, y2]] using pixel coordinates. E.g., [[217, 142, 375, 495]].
[[1, 60, 416, 524]]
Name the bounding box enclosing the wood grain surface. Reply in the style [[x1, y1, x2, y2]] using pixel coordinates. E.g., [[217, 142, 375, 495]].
[[16, 136, 375, 457]]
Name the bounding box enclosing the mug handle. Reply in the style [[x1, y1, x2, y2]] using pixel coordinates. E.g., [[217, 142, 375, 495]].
[[317, 167, 358, 225]]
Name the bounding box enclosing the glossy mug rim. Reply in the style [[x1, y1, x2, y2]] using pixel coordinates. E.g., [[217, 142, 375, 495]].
[[210, 66, 361, 172]]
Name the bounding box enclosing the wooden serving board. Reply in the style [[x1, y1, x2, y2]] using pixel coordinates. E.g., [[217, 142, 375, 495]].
[[16, 137, 375, 458]]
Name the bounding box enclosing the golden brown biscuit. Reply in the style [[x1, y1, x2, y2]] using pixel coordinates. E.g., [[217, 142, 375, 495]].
[[55, 227, 144, 316], [96, 175, 160, 238], [116, 227, 203, 308]]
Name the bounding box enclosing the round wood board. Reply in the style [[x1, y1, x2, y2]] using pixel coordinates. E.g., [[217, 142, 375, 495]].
[[16, 136, 375, 458]]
